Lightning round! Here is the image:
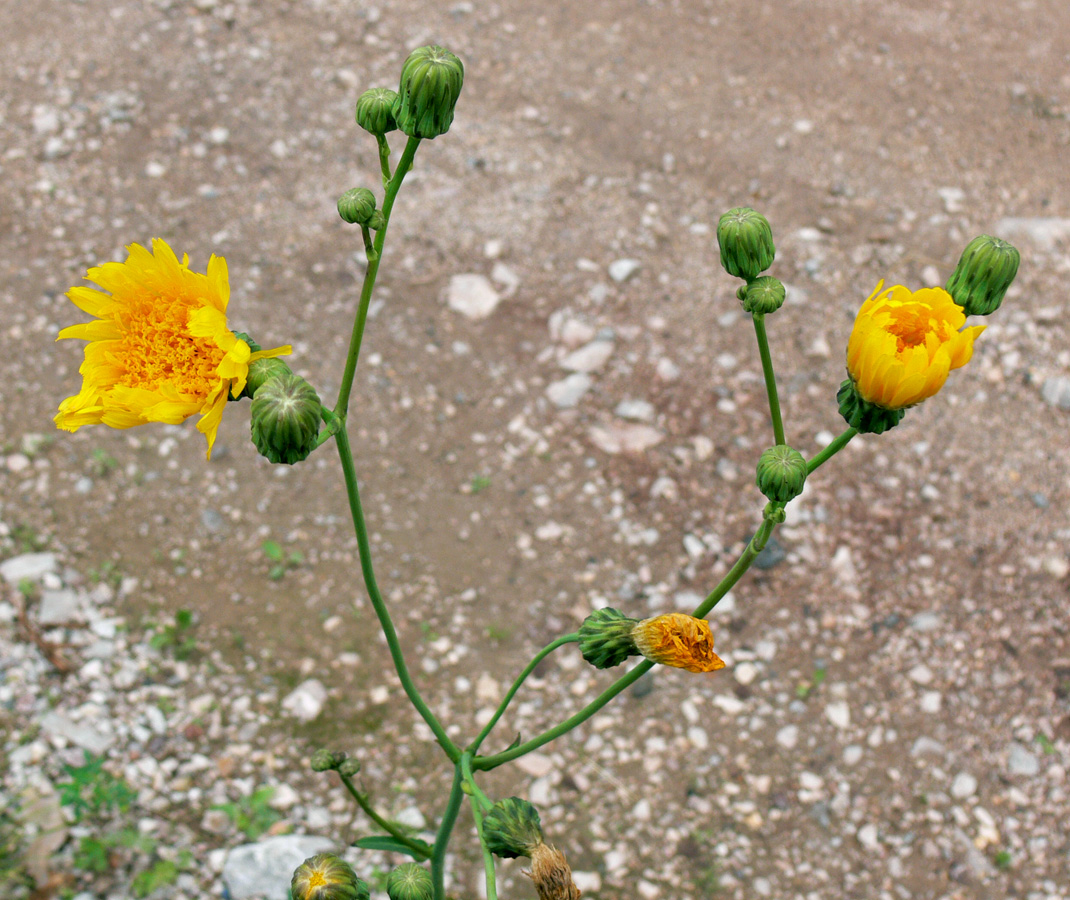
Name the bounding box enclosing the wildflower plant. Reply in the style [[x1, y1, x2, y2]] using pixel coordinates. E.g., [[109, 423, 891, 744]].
[[52, 41, 1021, 900]]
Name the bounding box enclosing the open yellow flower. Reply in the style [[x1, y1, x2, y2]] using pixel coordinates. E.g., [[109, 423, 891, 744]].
[[631, 613, 725, 674], [846, 281, 984, 410], [55, 239, 290, 458]]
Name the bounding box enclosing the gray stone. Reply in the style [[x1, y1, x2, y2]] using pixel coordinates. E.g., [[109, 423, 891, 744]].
[[223, 835, 336, 900], [281, 679, 327, 721], [614, 399, 655, 422], [909, 611, 942, 633], [546, 373, 592, 409], [950, 772, 978, 799], [1040, 376, 1070, 411], [37, 589, 85, 626], [446, 273, 501, 320], [0, 552, 58, 584], [608, 258, 641, 282], [39, 712, 115, 755], [994, 217, 1070, 251], [588, 423, 664, 455], [1008, 742, 1039, 776], [559, 339, 614, 373]]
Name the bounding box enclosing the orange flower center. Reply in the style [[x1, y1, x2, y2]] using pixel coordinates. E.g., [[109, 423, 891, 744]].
[[884, 306, 935, 352], [115, 291, 224, 397]]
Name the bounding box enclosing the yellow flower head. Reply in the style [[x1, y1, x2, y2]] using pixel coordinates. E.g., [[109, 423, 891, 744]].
[[54, 239, 290, 458], [527, 843, 581, 900], [631, 613, 726, 674], [846, 281, 984, 410]]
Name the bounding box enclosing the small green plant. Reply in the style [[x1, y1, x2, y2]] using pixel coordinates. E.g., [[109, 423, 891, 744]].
[[262, 540, 303, 581], [1036, 733, 1056, 755], [149, 609, 198, 660], [470, 475, 491, 494], [131, 854, 189, 897], [213, 786, 280, 840], [57, 752, 137, 822], [11, 523, 47, 553], [90, 447, 120, 477], [88, 559, 122, 589], [994, 849, 1013, 870], [795, 666, 827, 699]]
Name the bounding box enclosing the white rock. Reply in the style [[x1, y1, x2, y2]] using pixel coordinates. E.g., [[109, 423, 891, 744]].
[[588, 423, 663, 455], [614, 399, 655, 422], [843, 745, 864, 765], [608, 258, 641, 282], [951, 772, 978, 799], [687, 726, 709, 750], [446, 273, 501, 320], [268, 784, 300, 810], [734, 661, 759, 685], [1007, 742, 1039, 776], [516, 752, 554, 778], [560, 339, 614, 373], [655, 358, 680, 381], [281, 679, 327, 721], [395, 806, 427, 829], [1040, 376, 1070, 411], [1, 552, 58, 584], [995, 216, 1070, 251], [223, 835, 335, 900], [920, 691, 942, 713], [937, 187, 965, 213], [825, 701, 851, 729], [545, 373, 591, 409], [558, 318, 596, 348], [491, 262, 520, 297], [908, 664, 933, 685], [573, 871, 602, 893], [776, 725, 799, 749], [857, 823, 880, 850], [39, 711, 115, 755], [37, 589, 85, 626]]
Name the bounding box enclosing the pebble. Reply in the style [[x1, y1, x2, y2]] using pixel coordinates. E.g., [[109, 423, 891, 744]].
[[951, 772, 978, 799], [559, 339, 614, 373], [446, 273, 502, 320], [734, 661, 759, 685], [1040, 376, 1070, 411], [223, 835, 336, 900], [1007, 742, 1040, 776], [908, 664, 933, 685], [856, 823, 880, 850], [920, 691, 942, 713], [994, 216, 1070, 251], [588, 423, 664, 455], [608, 258, 641, 282], [825, 701, 850, 729], [843, 745, 864, 766], [37, 589, 84, 626], [39, 711, 116, 754], [776, 725, 799, 750], [0, 552, 58, 584], [909, 611, 942, 632], [281, 679, 328, 721], [546, 373, 592, 409], [614, 399, 655, 422]]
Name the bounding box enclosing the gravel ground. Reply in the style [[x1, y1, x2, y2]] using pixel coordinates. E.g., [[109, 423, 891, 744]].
[[2, 0, 1069, 898]]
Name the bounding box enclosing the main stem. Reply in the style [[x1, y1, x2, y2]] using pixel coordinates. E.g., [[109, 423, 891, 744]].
[[752, 313, 786, 446], [431, 761, 466, 900], [334, 427, 460, 762]]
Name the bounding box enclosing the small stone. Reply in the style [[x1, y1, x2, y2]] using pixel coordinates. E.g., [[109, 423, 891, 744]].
[[825, 701, 850, 730], [560, 339, 614, 373], [588, 423, 664, 455], [145, 161, 167, 178], [920, 691, 942, 713], [843, 745, 864, 765], [754, 536, 786, 570], [446, 273, 501, 320], [268, 784, 300, 810], [223, 835, 335, 900], [614, 399, 655, 422], [37, 589, 84, 626], [516, 752, 554, 778], [491, 262, 521, 296], [655, 358, 680, 381], [395, 806, 427, 829], [908, 664, 933, 685], [1007, 742, 1039, 776], [734, 661, 759, 685], [558, 318, 596, 348], [573, 872, 602, 893], [608, 258, 641, 282], [776, 725, 799, 749], [1040, 376, 1070, 411], [909, 611, 942, 632], [39, 711, 115, 755], [281, 679, 327, 721], [951, 772, 978, 799], [545, 373, 591, 409], [1043, 555, 1070, 579], [937, 187, 965, 213], [857, 823, 880, 850], [6, 453, 30, 473], [911, 736, 945, 758], [201, 808, 231, 834], [0, 552, 58, 584], [994, 216, 1070, 251]]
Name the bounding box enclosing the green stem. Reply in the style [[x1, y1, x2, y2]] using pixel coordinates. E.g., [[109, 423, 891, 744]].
[[334, 426, 460, 762], [475, 514, 781, 771], [431, 761, 466, 900], [334, 134, 420, 418], [468, 634, 579, 755], [806, 426, 857, 475], [461, 755, 498, 900], [376, 133, 393, 187], [337, 772, 432, 860], [752, 313, 786, 446]]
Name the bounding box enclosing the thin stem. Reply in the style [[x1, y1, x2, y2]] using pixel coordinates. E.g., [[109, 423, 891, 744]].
[[334, 134, 420, 418], [468, 634, 579, 755], [752, 313, 786, 446], [461, 755, 498, 900], [806, 426, 858, 475], [376, 133, 393, 187], [431, 761, 466, 900], [334, 427, 460, 762], [337, 772, 432, 860], [692, 517, 774, 618]]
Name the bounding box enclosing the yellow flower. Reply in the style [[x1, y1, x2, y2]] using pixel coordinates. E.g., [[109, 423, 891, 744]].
[[631, 613, 725, 674], [846, 281, 984, 410], [54, 239, 290, 458]]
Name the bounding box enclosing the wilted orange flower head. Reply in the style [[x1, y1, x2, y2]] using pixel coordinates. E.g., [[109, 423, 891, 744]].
[[846, 281, 984, 410], [631, 613, 726, 674], [55, 239, 290, 458], [527, 843, 581, 900]]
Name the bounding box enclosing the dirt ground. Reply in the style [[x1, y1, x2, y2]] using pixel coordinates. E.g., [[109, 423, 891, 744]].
[[2, 0, 1070, 898]]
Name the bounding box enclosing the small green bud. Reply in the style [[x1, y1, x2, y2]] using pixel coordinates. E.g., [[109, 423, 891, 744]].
[[945, 234, 1020, 316], [337, 188, 378, 226], [393, 45, 464, 139], [250, 374, 323, 465], [337, 758, 361, 778], [578, 607, 640, 670], [740, 275, 786, 315], [755, 445, 807, 503], [291, 853, 369, 900], [837, 377, 905, 435], [717, 207, 775, 281], [244, 357, 293, 399], [310, 749, 346, 772], [482, 797, 544, 859], [355, 87, 398, 135], [386, 863, 433, 900], [233, 331, 262, 353]]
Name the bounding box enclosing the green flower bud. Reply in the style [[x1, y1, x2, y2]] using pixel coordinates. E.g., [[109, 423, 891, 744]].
[[392, 45, 464, 140], [337, 758, 362, 778], [250, 374, 322, 465], [482, 797, 544, 859], [945, 234, 1020, 317], [355, 87, 399, 135], [310, 749, 347, 772], [243, 357, 293, 399], [740, 275, 786, 315], [837, 377, 905, 435], [337, 188, 378, 226], [717, 207, 775, 281], [578, 607, 640, 670], [385, 863, 433, 900], [291, 853, 369, 900], [755, 445, 807, 503]]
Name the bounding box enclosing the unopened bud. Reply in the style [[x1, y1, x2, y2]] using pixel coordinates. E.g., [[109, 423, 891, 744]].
[[740, 275, 786, 315], [945, 234, 1019, 316], [355, 87, 399, 135], [244, 357, 293, 399], [337, 758, 362, 778], [291, 853, 369, 900], [755, 445, 807, 503], [717, 207, 775, 281], [250, 373, 322, 465], [385, 863, 432, 900], [310, 749, 346, 772], [482, 797, 544, 859], [578, 607, 639, 669], [393, 45, 464, 140], [337, 188, 378, 226]]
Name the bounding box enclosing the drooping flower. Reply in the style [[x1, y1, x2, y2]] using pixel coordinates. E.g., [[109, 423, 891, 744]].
[[631, 613, 726, 674], [845, 281, 984, 411], [527, 843, 582, 900], [54, 239, 290, 458]]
